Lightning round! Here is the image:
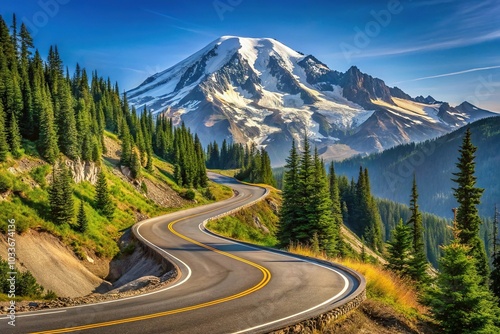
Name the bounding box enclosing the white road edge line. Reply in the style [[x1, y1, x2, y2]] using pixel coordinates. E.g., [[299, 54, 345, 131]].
[[198, 223, 351, 334], [12, 220, 194, 317], [11, 178, 244, 317], [0, 310, 66, 319]]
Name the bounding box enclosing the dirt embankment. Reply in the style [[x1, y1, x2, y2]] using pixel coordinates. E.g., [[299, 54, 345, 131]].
[[0, 230, 104, 297], [0, 230, 176, 313]]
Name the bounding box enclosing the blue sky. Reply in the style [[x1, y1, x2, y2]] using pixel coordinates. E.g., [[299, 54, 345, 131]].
[[3, 0, 500, 111]]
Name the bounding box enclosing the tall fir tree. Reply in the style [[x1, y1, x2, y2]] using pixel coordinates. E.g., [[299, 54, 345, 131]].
[[451, 128, 489, 283], [491, 205, 500, 300], [424, 241, 500, 334], [130, 148, 141, 179], [94, 169, 115, 220], [278, 140, 300, 246], [76, 200, 88, 233], [386, 218, 412, 276], [37, 86, 59, 163], [49, 161, 74, 225], [8, 110, 21, 158], [0, 102, 8, 161], [56, 79, 79, 159], [294, 134, 314, 242], [407, 175, 429, 284], [329, 162, 344, 255], [119, 120, 132, 166], [309, 148, 336, 255]]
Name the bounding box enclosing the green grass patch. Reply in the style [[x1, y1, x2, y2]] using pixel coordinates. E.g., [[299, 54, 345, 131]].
[[103, 130, 119, 141], [29, 165, 51, 188], [208, 169, 240, 177], [206, 189, 280, 247]]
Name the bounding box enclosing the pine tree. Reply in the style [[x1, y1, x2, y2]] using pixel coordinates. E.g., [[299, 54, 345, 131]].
[[76, 200, 88, 233], [329, 162, 344, 255], [130, 149, 141, 179], [386, 218, 412, 276], [452, 128, 489, 283], [37, 88, 59, 163], [294, 134, 314, 243], [8, 110, 21, 158], [407, 175, 429, 284], [49, 162, 74, 225], [424, 241, 499, 333], [309, 149, 336, 255], [491, 205, 500, 299], [94, 169, 115, 220], [0, 102, 8, 161], [278, 140, 300, 246], [56, 79, 79, 160], [120, 121, 131, 166]]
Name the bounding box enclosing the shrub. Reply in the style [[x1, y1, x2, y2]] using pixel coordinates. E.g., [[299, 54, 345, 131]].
[[203, 187, 215, 200], [0, 173, 13, 193], [182, 189, 196, 201], [30, 165, 50, 188]]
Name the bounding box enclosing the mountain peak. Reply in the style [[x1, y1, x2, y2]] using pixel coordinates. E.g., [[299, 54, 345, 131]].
[[127, 38, 496, 165]]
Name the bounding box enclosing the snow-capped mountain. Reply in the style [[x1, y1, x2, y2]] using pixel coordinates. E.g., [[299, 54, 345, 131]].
[[127, 36, 496, 165]]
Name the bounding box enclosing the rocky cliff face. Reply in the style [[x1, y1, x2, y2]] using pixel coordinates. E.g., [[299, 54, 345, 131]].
[[66, 158, 100, 184]]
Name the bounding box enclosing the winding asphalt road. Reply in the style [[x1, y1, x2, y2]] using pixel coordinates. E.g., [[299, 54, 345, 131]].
[[1, 173, 363, 334]]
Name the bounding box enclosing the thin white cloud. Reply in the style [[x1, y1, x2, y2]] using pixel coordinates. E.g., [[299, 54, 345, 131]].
[[392, 65, 500, 84], [350, 30, 500, 59], [143, 9, 217, 38]]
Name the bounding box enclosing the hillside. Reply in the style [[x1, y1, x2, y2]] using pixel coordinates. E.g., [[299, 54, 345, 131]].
[[335, 116, 500, 219], [0, 131, 232, 299]]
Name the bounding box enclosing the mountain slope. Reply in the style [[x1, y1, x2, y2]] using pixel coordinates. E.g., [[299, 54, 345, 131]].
[[128, 36, 497, 165], [335, 116, 500, 218]]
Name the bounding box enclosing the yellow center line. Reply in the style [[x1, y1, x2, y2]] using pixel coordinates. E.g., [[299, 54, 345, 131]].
[[31, 193, 271, 334]]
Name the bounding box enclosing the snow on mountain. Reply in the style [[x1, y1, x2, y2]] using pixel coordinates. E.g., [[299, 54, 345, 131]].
[[127, 36, 497, 165]]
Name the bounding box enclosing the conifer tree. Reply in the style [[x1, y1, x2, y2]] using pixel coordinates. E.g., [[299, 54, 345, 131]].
[[329, 162, 344, 255], [120, 121, 132, 166], [49, 162, 74, 225], [8, 111, 21, 158], [491, 205, 500, 299], [94, 169, 115, 220], [308, 148, 336, 255], [19, 23, 34, 139], [407, 175, 429, 284], [37, 88, 59, 163], [130, 149, 141, 179], [452, 128, 489, 283], [278, 140, 300, 246], [76, 200, 88, 233], [294, 135, 314, 242], [56, 79, 78, 160], [386, 218, 412, 276], [424, 241, 499, 333], [0, 102, 8, 161]]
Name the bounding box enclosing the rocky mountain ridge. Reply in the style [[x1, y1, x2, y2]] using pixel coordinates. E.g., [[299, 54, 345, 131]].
[[128, 36, 496, 165]]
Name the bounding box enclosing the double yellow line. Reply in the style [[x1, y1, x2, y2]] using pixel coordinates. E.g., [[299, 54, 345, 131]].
[[32, 199, 272, 333]]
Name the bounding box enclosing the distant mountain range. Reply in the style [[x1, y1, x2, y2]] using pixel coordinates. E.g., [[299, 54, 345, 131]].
[[127, 36, 497, 165], [335, 116, 500, 219]]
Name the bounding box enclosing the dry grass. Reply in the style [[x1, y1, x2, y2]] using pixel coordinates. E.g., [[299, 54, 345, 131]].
[[337, 258, 426, 317], [287, 243, 427, 320]]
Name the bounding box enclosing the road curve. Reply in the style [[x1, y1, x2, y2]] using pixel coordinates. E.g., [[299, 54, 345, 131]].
[[1, 173, 364, 334]]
